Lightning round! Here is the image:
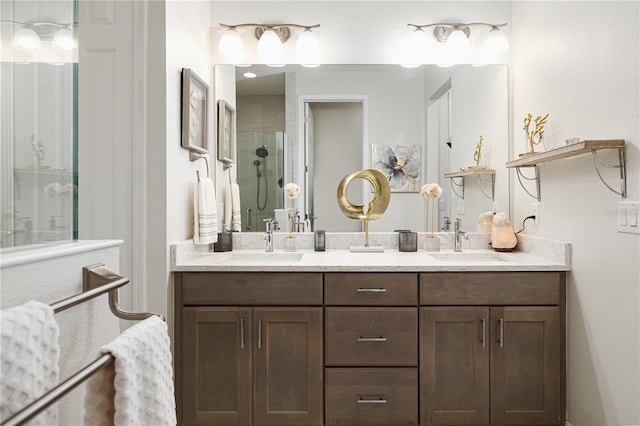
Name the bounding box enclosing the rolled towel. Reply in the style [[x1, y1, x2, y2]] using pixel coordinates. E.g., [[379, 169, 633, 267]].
[[230, 183, 241, 232], [193, 177, 218, 245], [224, 184, 233, 230]]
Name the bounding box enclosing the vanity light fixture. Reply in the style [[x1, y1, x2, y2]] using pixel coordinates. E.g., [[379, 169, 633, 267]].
[[7, 21, 78, 51], [405, 22, 508, 66], [218, 23, 320, 65]]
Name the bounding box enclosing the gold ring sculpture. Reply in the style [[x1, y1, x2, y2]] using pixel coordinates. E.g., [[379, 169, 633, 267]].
[[336, 169, 391, 247]]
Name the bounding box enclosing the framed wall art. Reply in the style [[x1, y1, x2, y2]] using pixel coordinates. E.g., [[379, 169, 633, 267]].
[[181, 68, 209, 153], [371, 144, 422, 192], [217, 99, 236, 163]]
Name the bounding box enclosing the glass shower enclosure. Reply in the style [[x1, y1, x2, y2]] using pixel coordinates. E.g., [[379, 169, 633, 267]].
[[0, 0, 78, 249]]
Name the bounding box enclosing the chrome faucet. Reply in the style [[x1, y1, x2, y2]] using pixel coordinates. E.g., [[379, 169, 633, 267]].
[[264, 218, 275, 252], [454, 218, 469, 252]]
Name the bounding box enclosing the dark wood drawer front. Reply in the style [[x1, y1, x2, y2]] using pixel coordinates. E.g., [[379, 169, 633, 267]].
[[325, 273, 417, 306], [325, 308, 418, 366], [325, 368, 418, 425], [420, 272, 562, 305], [181, 272, 323, 305]]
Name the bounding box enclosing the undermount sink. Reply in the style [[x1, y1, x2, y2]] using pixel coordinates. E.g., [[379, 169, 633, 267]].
[[228, 251, 304, 262], [428, 251, 510, 262]]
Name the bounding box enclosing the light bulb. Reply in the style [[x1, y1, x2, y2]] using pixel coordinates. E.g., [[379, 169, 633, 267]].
[[445, 28, 470, 54], [218, 28, 244, 55], [52, 28, 77, 51], [401, 28, 429, 67], [295, 29, 319, 60], [13, 27, 42, 50], [257, 28, 283, 61], [484, 27, 509, 55]]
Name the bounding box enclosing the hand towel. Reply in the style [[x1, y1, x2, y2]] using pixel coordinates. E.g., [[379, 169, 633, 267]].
[[1, 301, 60, 425], [230, 182, 242, 232], [224, 184, 233, 230], [83, 316, 176, 426], [193, 177, 218, 244]]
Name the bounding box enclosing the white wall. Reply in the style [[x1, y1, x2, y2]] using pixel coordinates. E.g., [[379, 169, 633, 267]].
[[0, 242, 121, 425], [511, 2, 639, 425], [160, 0, 214, 318]]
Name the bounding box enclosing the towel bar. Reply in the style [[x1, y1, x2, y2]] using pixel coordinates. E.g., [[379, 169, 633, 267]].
[[1, 265, 162, 426]]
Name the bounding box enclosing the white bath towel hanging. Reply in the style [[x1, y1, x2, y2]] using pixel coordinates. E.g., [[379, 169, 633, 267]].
[[231, 182, 242, 232], [193, 176, 218, 244], [83, 316, 176, 426], [1, 300, 60, 426]]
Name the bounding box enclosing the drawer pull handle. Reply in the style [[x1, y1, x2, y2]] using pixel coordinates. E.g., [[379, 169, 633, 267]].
[[356, 288, 387, 293], [481, 318, 486, 349], [357, 398, 387, 404], [498, 318, 504, 348], [357, 337, 387, 342], [258, 319, 262, 349], [240, 318, 245, 349]]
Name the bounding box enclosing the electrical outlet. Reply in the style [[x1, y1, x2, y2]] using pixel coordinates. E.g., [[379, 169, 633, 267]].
[[531, 202, 539, 226]]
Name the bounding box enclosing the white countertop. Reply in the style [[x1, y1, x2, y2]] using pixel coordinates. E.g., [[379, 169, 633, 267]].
[[171, 233, 570, 272]]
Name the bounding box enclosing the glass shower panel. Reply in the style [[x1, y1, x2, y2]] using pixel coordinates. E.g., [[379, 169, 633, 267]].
[[237, 131, 285, 232], [0, 0, 78, 249]]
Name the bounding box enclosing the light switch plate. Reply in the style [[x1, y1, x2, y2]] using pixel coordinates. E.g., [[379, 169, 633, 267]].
[[617, 201, 640, 234]]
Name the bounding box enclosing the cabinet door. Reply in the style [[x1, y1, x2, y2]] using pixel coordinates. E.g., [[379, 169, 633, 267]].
[[490, 307, 560, 425], [420, 307, 490, 426], [182, 308, 252, 426], [253, 307, 323, 425]]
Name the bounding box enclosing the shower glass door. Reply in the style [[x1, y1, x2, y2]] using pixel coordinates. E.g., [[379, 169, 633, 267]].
[[0, 0, 78, 249], [236, 131, 285, 232]]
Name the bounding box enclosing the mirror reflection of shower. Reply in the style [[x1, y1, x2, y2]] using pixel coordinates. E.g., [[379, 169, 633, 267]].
[[254, 145, 268, 210], [237, 132, 285, 232]]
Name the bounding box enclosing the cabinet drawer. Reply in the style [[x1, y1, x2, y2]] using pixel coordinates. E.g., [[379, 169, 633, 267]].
[[181, 272, 323, 305], [325, 273, 417, 306], [325, 367, 418, 425], [325, 308, 418, 366], [420, 272, 563, 305]]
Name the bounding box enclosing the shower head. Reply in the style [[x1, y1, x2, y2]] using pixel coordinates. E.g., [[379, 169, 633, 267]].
[[256, 145, 269, 158]]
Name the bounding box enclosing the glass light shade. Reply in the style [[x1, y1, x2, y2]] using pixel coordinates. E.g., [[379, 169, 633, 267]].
[[52, 28, 77, 51], [295, 29, 319, 60], [257, 29, 283, 60], [445, 28, 470, 54], [484, 27, 509, 55], [401, 28, 429, 67], [13, 27, 42, 50], [218, 28, 244, 55]]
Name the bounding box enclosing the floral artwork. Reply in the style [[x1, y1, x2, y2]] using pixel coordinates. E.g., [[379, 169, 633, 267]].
[[371, 144, 421, 192]]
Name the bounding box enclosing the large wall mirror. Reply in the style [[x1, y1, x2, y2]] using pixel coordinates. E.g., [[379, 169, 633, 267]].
[[221, 64, 508, 233]]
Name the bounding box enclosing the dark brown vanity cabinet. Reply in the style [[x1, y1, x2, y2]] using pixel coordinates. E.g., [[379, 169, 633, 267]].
[[174, 272, 324, 426], [175, 270, 566, 426], [420, 272, 566, 426]]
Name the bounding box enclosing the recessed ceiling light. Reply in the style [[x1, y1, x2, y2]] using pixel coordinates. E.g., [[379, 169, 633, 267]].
[[243, 72, 257, 78]]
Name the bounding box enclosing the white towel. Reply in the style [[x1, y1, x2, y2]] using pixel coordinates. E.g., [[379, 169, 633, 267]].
[[230, 182, 242, 232], [224, 184, 233, 230], [193, 177, 218, 244], [1, 301, 60, 426], [83, 316, 176, 426]]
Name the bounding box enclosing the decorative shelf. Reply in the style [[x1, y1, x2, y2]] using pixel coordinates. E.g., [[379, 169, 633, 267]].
[[506, 139, 626, 200], [443, 168, 495, 200]]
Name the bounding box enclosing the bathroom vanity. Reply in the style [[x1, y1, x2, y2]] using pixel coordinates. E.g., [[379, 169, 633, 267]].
[[172, 235, 569, 426]]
